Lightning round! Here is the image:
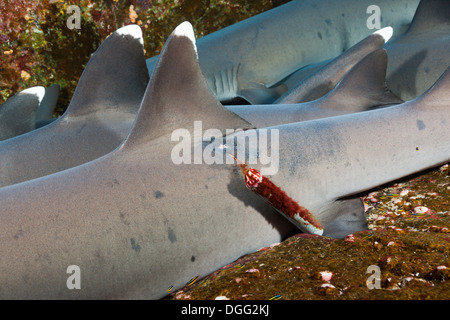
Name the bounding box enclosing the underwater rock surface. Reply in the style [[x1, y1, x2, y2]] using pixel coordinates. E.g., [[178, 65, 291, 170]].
[[165, 163, 449, 300]]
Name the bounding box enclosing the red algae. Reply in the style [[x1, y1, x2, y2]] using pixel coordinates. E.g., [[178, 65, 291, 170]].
[[238, 163, 323, 235]]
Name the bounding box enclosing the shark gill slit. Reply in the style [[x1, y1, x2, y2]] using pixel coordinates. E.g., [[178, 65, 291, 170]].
[[213, 65, 239, 100]]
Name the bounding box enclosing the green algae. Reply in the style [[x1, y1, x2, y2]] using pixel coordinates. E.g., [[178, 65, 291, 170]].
[[165, 163, 449, 300]]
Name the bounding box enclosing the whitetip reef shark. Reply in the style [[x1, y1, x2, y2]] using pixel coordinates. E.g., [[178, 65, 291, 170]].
[[0, 86, 44, 141], [0, 22, 448, 299], [274, 27, 393, 104], [145, 0, 419, 103], [287, 0, 450, 102], [0, 23, 396, 188], [384, 0, 450, 101], [227, 48, 403, 127], [0, 25, 148, 188]]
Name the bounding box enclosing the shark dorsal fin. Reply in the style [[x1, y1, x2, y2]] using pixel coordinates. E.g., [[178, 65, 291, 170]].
[[64, 25, 149, 118], [36, 84, 59, 122], [321, 49, 403, 110], [121, 22, 253, 149], [275, 27, 393, 105], [0, 86, 45, 115], [0, 86, 44, 140], [406, 0, 450, 35]]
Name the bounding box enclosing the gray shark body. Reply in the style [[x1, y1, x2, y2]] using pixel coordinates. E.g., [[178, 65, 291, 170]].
[[384, 0, 450, 101], [0, 22, 448, 300], [146, 0, 419, 104], [274, 27, 393, 104], [227, 48, 403, 127], [0, 86, 44, 141], [286, 0, 450, 102], [0, 25, 148, 188]]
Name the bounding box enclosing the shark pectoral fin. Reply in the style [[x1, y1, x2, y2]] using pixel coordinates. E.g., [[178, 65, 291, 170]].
[[322, 49, 403, 111], [239, 83, 288, 104], [65, 25, 149, 118], [320, 197, 368, 239], [121, 21, 254, 149]]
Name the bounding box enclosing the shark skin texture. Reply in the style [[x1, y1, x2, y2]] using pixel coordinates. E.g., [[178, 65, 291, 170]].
[[227, 48, 403, 128], [145, 0, 420, 104], [0, 25, 149, 189], [0, 22, 448, 300], [0, 86, 44, 141], [384, 0, 450, 101]]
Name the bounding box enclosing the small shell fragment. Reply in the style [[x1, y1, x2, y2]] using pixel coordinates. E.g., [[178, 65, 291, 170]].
[[413, 206, 432, 214], [320, 271, 333, 282]]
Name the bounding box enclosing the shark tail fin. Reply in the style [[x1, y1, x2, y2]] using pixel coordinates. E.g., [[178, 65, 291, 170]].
[[64, 25, 149, 118], [406, 0, 450, 35], [121, 21, 253, 150], [322, 49, 403, 112]]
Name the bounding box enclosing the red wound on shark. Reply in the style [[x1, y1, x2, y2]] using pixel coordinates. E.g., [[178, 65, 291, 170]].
[[237, 162, 324, 236]]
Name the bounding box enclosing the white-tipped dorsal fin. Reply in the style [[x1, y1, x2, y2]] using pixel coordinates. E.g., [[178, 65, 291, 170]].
[[121, 21, 253, 149], [0, 86, 45, 140], [64, 24, 149, 117], [0, 86, 45, 112], [406, 0, 450, 35], [115, 24, 144, 46], [19, 86, 46, 103], [323, 49, 403, 110], [374, 26, 393, 43]]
